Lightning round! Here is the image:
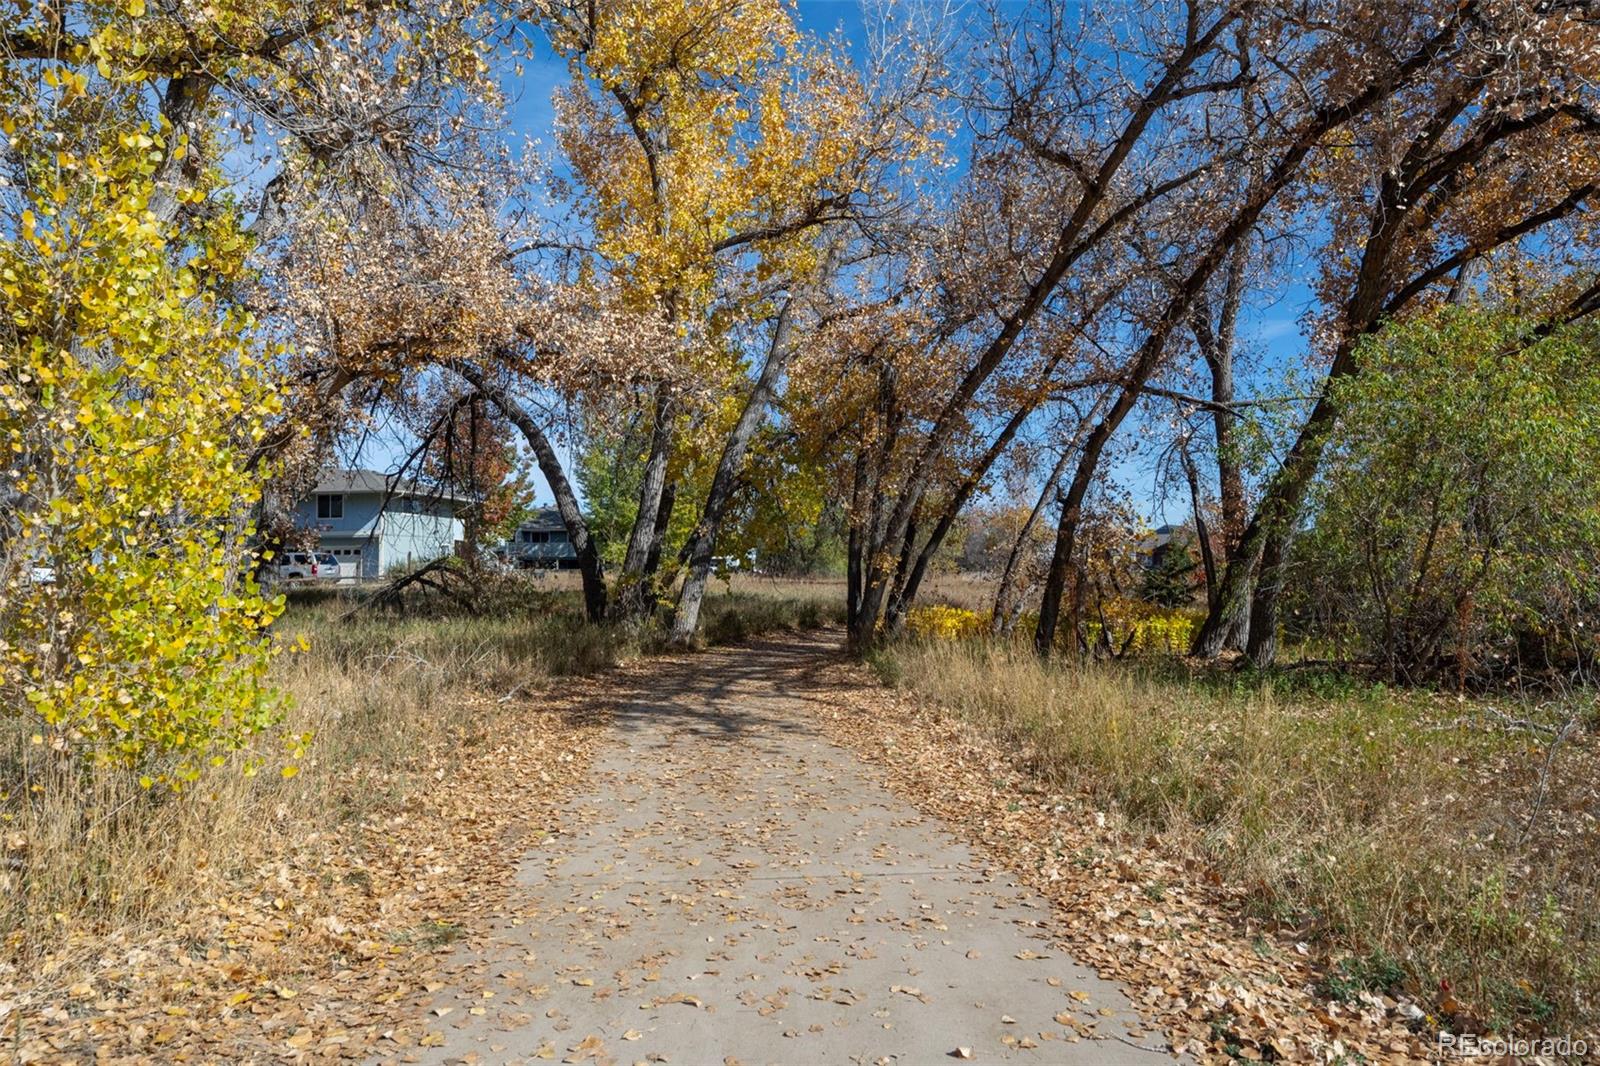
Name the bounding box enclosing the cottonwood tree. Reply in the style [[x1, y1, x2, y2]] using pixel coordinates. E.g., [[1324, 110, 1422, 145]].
[[1193, 0, 1600, 664], [277, 164, 677, 622], [537, 0, 925, 625], [1028, 0, 1578, 656], [817, 0, 1263, 650]]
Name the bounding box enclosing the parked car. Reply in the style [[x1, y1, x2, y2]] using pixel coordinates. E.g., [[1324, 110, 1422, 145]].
[[271, 551, 341, 583]]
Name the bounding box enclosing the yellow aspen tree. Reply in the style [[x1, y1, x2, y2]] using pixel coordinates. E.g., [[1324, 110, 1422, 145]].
[[0, 69, 287, 787], [541, 0, 883, 619], [1, 0, 515, 781]]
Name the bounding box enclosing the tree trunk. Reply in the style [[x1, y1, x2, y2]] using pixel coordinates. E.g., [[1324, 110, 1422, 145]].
[[1194, 367, 1346, 661], [1034, 377, 1158, 656], [671, 294, 804, 644], [845, 448, 868, 635], [1245, 527, 1288, 666], [851, 558, 892, 651], [1179, 443, 1218, 603], [1032, 488, 1081, 657], [457, 364, 608, 623], [886, 400, 1043, 632], [991, 404, 1102, 635], [1190, 240, 1251, 648], [849, 376, 915, 652], [641, 479, 676, 602], [613, 382, 676, 620], [148, 76, 212, 227]]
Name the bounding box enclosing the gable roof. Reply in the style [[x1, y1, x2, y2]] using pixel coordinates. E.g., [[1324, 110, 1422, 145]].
[[513, 507, 567, 532], [308, 469, 475, 504]]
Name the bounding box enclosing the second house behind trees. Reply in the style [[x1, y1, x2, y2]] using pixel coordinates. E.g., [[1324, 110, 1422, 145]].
[[503, 508, 578, 570]]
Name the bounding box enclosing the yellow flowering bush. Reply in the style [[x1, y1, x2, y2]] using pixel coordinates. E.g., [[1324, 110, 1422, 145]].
[[907, 600, 1197, 655], [906, 604, 987, 640], [1, 100, 286, 787], [1082, 599, 1200, 655]]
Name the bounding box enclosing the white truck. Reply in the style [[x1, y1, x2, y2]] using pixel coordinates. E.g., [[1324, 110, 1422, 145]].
[[270, 550, 342, 584]]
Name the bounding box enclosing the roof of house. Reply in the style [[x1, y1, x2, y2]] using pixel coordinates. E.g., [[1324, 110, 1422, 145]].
[[308, 469, 475, 504], [513, 507, 567, 532]]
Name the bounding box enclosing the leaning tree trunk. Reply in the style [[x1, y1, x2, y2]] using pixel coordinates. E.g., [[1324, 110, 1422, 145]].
[[1194, 366, 1347, 662], [1033, 386, 1144, 656], [640, 480, 677, 616], [1192, 239, 1253, 650], [1032, 493, 1083, 657], [993, 455, 1070, 634], [612, 381, 676, 621], [1029, 67, 1363, 657], [1245, 524, 1290, 665], [846, 368, 910, 652], [883, 401, 1038, 635], [671, 293, 804, 644], [991, 402, 1103, 635], [457, 363, 608, 623]]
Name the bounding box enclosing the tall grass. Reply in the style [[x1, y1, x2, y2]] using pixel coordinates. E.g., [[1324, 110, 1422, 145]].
[[873, 637, 1599, 1036], [1, 576, 844, 978]]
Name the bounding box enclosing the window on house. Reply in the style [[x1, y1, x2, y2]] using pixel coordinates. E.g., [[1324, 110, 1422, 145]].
[[316, 494, 344, 520]]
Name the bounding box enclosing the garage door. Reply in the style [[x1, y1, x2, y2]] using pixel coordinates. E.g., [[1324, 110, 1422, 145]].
[[326, 547, 364, 580]]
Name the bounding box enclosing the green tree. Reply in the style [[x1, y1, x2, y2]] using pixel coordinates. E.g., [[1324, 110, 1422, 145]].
[[1290, 307, 1600, 683], [1141, 537, 1200, 609]]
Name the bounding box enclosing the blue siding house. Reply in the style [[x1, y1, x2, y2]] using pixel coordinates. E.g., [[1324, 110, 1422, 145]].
[[501, 508, 579, 569], [293, 470, 469, 580]]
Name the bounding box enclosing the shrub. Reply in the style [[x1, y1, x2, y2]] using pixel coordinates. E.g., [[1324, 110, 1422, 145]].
[[1289, 308, 1600, 683], [905, 604, 987, 640]]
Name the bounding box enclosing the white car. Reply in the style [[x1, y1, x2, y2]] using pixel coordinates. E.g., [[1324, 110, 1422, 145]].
[[272, 551, 342, 583]]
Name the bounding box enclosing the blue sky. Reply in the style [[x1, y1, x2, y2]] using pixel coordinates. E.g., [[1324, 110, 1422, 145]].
[[355, 2, 1321, 526]]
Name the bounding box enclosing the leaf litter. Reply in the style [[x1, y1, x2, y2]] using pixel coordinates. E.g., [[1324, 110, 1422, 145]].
[[810, 655, 1437, 1064], [0, 685, 607, 1063]]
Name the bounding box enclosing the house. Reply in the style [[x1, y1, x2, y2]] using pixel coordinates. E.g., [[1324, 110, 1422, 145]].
[[292, 469, 470, 580], [1140, 523, 1186, 569], [501, 508, 579, 570]]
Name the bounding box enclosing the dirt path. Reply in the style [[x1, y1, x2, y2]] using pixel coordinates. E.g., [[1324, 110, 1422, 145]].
[[395, 632, 1176, 1066]]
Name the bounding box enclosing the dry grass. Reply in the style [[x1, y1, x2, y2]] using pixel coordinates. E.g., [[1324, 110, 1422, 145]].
[[0, 610, 562, 988], [0, 576, 844, 991], [873, 637, 1600, 1038]]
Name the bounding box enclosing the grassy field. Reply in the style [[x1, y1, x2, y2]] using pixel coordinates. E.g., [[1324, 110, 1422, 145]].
[[1, 574, 845, 975], [872, 636, 1600, 1037]]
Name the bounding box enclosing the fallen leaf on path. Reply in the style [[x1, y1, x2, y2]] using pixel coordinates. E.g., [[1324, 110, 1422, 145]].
[[564, 1033, 605, 1063]]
